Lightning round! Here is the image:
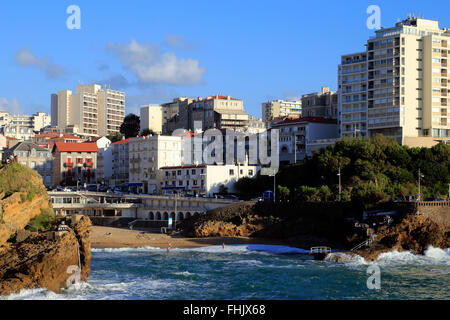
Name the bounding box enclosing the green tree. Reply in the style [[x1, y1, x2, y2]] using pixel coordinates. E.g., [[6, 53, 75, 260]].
[[218, 184, 228, 195], [106, 132, 123, 143], [120, 114, 140, 138], [141, 128, 154, 136], [277, 185, 290, 200], [318, 185, 333, 202]]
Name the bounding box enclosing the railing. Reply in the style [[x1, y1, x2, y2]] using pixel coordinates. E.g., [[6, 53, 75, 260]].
[[417, 201, 450, 207], [351, 238, 373, 251], [310, 247, 331, 254]]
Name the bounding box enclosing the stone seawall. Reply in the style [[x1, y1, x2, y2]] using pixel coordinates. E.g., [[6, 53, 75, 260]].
[[417, 202, 450, 228]]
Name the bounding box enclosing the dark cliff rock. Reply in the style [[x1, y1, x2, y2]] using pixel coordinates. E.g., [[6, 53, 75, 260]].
[[355, 215, 450, 261]]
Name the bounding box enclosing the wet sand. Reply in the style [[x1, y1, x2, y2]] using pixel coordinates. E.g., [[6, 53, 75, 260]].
[[92, 226, 287, 249]]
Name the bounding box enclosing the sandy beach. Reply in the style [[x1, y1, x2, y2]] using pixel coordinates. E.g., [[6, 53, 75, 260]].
[[92, 226, 287, 249]]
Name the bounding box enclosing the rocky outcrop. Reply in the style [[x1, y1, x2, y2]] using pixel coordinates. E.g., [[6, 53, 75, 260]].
[[0, 163, 50, 245], [0, 164, 92, 296], [193, 219, 264, 238], [0, 215, 92, 296], [354, 215, 449, 261], [0, 193, 51, 245], [180, 201, 270, 238]]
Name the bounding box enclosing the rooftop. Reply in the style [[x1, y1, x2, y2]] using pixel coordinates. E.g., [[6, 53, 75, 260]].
[[53, 142, 99, 153], [270, 117, 338, 126]]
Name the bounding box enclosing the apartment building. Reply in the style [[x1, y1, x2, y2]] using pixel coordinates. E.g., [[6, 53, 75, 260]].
[[270, 117, 339, 165], [128, 135, 183, 194], [160, 164, 259, 197], [261, 99, 302, 123], [0, 112, 51, 141], [111, 138, 130, 186], [301, 87, 338, 119], [339, 16, 450, 146], [2, 141, 54, 186], [338, 52, 368, 138], [140, 105, 164, 134], [1, 124, 34, 141], [246, 115, 267, 134], [51, 84, 125, 137], [52, 142, 99, 186]]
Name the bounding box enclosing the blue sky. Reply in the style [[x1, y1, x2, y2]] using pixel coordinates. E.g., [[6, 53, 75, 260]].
[[1, 0, 450, 118]]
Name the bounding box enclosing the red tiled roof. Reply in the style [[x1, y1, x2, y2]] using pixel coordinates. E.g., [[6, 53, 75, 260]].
[[112, 138, 130, 145], [5, 136, 18, 140], [50, 134, 84, 140], [201, 95, 241, 101], [53, 142, 99, 153], [34, 133, 59, 138]]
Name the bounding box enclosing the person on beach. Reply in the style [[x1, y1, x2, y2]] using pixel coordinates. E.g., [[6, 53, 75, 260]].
[[222, 243, 225, 249], [167, 243, 172, 252]]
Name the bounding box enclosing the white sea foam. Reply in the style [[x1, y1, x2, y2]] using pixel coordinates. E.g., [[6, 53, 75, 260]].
[[92, 244, 310, 255]]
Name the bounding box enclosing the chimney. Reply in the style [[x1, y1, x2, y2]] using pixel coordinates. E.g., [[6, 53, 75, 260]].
[[321, 87, 330, 94]]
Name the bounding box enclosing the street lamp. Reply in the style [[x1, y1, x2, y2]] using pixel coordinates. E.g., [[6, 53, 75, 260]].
[[418, 168, 424, 202], [294, 135, 297, 164], [337, 166, 342, 201]]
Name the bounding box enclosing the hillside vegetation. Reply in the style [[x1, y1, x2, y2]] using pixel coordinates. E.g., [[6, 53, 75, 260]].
[[235, 135, 450, 209], [0, 163, 47, 200]]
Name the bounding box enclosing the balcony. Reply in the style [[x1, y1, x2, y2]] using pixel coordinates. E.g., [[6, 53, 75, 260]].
[[65, 161, 74, 168]]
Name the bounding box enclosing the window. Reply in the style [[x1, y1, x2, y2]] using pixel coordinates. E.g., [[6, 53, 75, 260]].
[[248, 170, 253, 175], [192, 169, 196, 175], [229, 169, 234, 176]]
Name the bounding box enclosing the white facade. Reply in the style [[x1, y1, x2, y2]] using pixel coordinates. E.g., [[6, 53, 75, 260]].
[[52, 84, 125, 137], [0, 112, 51, 141], [140, 105, 163, 134], [262, 100, 302, 123], [128, 135, 183, 194], [95, 137, 113, 184], [271, 118, 339, 165], [161, 164, 259, 197]]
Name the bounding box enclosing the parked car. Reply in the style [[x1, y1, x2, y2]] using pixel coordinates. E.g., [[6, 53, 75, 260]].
[[251, 197, 263, 201], [112, 187, 124, 195], [99, 185, 109, 192], [224, 195, 239, 200]]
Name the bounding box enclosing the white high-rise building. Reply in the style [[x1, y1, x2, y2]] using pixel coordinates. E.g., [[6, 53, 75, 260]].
[[338, 15, 450, 147], [52, 84, 125, 137]]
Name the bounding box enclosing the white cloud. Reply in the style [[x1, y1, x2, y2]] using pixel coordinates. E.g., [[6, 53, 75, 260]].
[[15, 46, 66, 78], [164, 34, 195, 51], [106, 39, 206, 85], [0, 98, 23, 115]]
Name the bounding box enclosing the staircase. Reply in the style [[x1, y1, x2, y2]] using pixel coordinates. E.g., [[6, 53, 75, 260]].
[[350, 238, 374, 251]]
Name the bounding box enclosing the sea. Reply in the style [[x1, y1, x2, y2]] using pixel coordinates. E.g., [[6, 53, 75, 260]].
[[2, 245, 449, 300]]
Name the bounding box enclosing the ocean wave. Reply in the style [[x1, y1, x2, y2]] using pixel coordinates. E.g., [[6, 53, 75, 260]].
[[375, 246, 450, 266], [92, 244, 310, 255], [328, 246, 450, 267]]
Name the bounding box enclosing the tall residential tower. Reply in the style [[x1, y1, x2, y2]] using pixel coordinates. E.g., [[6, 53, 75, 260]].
[[338, 16, 450, 146]]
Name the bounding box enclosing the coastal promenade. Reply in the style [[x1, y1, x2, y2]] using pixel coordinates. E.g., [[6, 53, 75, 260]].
[[49, 191, 238, 221]]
